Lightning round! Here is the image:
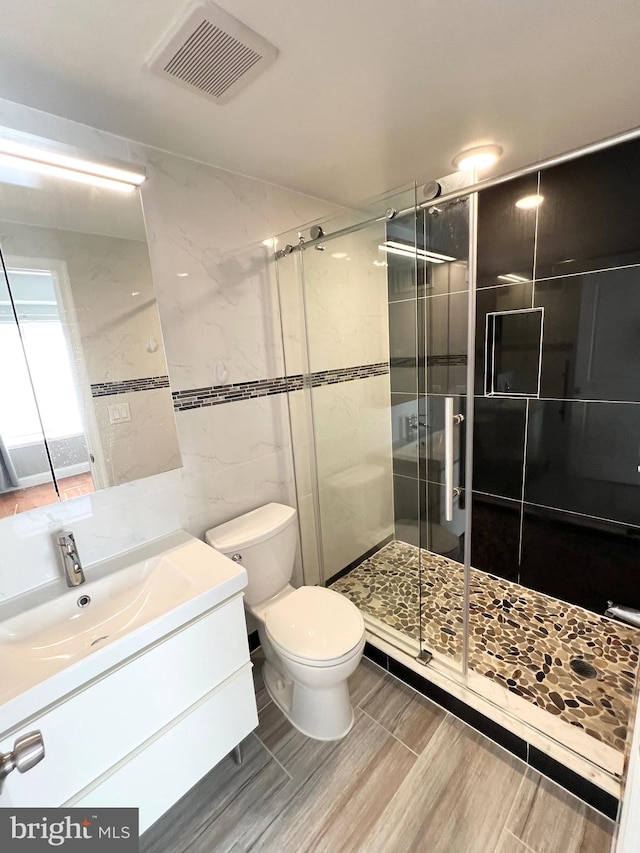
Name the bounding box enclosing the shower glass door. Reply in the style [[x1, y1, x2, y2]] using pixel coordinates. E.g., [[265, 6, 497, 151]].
[[275, 185, 474, 672], [412, 194, 473, 671]]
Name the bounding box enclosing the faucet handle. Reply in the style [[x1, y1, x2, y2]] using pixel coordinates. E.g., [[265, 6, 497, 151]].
[[57, 531, 85, 586]]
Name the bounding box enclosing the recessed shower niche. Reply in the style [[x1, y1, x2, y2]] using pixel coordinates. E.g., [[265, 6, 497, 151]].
[[484, 307, 543, 396], [274, 133, 640, 798]]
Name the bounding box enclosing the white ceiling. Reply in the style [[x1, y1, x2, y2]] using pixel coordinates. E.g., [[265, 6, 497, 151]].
[[0, 0, 639, 206]]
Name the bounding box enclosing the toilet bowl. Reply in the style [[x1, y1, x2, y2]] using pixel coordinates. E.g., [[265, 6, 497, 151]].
[[205, 503, 365, 741]]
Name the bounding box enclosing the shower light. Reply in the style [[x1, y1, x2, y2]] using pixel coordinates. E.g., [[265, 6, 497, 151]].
[[515, 194, 544, 210], [497, 273, 529, 283], [379, 244, 442, 262], [452, 144, 503, 172], [379, 241, 455, 263], [0, 139, 145, 192]]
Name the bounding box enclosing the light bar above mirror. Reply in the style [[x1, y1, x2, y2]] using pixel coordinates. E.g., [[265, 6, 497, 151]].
[[0, 138, 146, 192]]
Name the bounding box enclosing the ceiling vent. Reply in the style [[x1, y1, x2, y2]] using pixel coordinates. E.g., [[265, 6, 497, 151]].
[[148, 2, 278, 105]]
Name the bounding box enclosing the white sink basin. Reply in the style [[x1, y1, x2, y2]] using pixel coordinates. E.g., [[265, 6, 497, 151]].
[[0, 531, 247, 732]]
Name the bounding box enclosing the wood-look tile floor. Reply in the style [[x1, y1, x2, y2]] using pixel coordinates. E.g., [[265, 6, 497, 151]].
[[141, 652, 615, 853]]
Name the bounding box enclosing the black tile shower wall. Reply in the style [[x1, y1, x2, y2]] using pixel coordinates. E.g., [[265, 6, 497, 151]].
[[422, 481, 464, 561], [388, 299, 418, 394], [534, 266, 640, 402], [520, 504, 640, 614], [387, 210, 422, 542], [392, 474, 464, 561], [471, 135, 640, 616], [473, 397, 526, 501], [536, 137, 640, 278], [392, 474, 422, 546], [425, 199, 470, 266], [391, 393, 424, 479], [470, 493, 521, 583], [525, 399, 640, 528], [476, 173, 538, 288], [423, 291, 469, 395], [387, 202, 471, 551], [423, 393, 466, 486], [474, 282, 533, 393], [386, 212, 418, 301]]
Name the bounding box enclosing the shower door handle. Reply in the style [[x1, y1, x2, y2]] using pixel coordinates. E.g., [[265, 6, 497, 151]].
[[444, 397, 464, 522]]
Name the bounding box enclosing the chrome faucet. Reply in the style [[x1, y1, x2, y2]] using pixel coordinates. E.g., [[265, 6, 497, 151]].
[[57, 531, 85, 587]]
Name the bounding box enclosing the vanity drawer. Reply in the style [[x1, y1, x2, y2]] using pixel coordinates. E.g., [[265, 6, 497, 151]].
[[1, 594, 251, 807], [69, 664, 257, 832]]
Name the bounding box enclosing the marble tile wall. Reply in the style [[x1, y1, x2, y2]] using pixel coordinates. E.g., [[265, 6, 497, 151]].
[[0, 97, 340, 602], [277, 218, 395, 584]]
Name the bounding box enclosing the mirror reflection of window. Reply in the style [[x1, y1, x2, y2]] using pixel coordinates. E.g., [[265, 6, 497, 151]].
[[0, 132, 181, 516], [2, 265, 95, 501], [0, 276, 58, 515]]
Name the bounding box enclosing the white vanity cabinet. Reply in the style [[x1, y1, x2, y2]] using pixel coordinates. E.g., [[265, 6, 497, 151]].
[[0, 592, 258, 832]]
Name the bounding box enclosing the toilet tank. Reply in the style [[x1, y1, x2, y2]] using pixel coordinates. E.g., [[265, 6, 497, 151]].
[[205, 503, 298, 607]]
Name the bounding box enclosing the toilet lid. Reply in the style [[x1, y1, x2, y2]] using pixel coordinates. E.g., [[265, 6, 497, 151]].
[[265, 587, 364, 662]]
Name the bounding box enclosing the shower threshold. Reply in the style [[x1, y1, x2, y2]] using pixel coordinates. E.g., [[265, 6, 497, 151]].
[[331, 539, 640, 789]]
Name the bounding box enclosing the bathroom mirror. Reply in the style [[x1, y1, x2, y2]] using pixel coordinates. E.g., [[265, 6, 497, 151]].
[[485, 307, 544, 396], [0, 137, 181, 517]]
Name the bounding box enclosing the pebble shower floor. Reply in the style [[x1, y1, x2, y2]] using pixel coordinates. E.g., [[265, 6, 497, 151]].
[[331, 540, 640, 756]]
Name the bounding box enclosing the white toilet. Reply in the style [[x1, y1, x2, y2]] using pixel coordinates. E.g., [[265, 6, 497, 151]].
[[205, 503, 365, 741]]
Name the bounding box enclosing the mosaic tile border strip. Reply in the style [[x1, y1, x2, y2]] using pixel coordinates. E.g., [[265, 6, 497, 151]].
[[172, 362, 389, 412], [426, 354, 467, 366], [91, 375, 170, 397], [173, 376, 291, 411], [307, 362, 389, 386], [390, 355, 468, 368]]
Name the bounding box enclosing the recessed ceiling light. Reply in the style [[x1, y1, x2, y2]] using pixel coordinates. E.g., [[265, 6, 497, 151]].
[[331, 252, 349, 259], [452, 144, 503, 172], [177, 272, 189, 277], [515, 194, 544, 210]]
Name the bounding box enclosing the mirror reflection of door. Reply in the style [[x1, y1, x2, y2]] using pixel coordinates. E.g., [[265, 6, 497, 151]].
[[2, 254, 98, 502], [0, 262, 59, 515]]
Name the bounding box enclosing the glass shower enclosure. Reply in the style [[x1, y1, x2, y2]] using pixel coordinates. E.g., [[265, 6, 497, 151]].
[[273, 138, 640, 796], [274, 183, 474, 677]]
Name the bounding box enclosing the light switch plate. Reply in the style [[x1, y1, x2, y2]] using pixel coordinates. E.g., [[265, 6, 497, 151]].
[[108, 402, 131, 424]]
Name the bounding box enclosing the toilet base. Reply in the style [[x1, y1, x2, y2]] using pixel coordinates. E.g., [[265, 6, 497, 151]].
[[262, 661, 355, 741]]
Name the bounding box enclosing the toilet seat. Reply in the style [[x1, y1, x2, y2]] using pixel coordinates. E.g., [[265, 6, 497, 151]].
[[265, 586, 364, 666]]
